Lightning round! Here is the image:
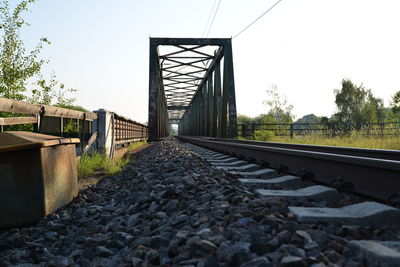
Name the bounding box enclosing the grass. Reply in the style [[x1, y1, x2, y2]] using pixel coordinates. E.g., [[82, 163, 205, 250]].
[[267, 134, 400, 150], [127, 141, 147, 151], [77, 151, 130, 178], [77, 141, 147, 180]]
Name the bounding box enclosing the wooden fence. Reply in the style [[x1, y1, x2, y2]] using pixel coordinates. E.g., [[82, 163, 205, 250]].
[[238, 122, 400, 139], [0, 98, 148, 156]]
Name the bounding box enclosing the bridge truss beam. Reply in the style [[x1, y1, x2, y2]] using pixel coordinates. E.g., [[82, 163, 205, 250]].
[[148, 38, 237, 141]]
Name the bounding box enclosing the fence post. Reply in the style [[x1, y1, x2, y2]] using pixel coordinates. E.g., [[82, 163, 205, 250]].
[[60, 117, 64, 137], [242, 124, 247, 138], [80, 114, 86, 152], [290, 124, 294, 139], [38, 106, 45, 133], [93, 109, 115, 157]]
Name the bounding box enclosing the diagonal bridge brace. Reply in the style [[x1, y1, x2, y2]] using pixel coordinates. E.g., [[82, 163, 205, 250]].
[[148, 38, 238, 141]]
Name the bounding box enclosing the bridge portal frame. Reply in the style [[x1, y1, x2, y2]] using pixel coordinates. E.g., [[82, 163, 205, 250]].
[[148, 38, 237, 141]]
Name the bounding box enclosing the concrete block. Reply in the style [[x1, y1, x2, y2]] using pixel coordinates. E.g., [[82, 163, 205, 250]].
[[257, 185, 341, 203], [94, 109, 115, 157], [0, 132, 79, 229], [188, 148, 229, 160], [211, 160, 247, 167], [217, 163, 260, 172], [201, 152, 221, 156], [239, 175, 303, 189], [230, 168, 277, 178], [207, 157, 238, 163], [349, 240, 400, 267], [289, 202, 400, 226], [207, 155, 231, 160]]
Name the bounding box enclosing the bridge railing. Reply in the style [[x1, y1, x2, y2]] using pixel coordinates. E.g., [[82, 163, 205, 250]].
[[114, 113, 148, 145], [0, 98, 148, 157]]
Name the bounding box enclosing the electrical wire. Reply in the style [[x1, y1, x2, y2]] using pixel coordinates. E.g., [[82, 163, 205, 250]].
[[233, 0, 283, 39], [202, 0, 218, 38], [205, 0, 222, 37]]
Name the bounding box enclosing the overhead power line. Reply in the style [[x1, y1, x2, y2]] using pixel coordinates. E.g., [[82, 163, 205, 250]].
[[202, 0, 218, 38], [233, 0, 283, 39], [205, 0, 222, 37]]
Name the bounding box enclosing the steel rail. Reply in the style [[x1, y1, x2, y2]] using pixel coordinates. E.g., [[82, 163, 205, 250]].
[[177, 136, 400, 202], [199, 137, 400, 161]]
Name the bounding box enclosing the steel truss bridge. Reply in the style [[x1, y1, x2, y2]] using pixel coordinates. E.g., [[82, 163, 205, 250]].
[[148, 38, 237, 141]]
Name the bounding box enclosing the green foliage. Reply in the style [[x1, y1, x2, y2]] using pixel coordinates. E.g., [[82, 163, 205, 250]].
[[254, 129, 274, 141], [61, 104, 89, 136], [237, 88, 295, 139], [295, 114, 321, 124], [255, 113, 276, 124], [333, 79, 385, 131], [293, 114, 322, 131], [78, 142, 148, 179], [103, 157, 130, 175], [29, 72, 77, 106], [381, 107, 397, 122], [56, 104, 88, 112], [0, 111, 33, 131], [78, 151, 105, 177], [63, 118, 78, 135], [263, 85, 295, 123], [77, 152, 131, 178], [128, 141, 147, 151], [238, 80, 400, 141], [270, 134, 400, 150], [0, 0, 77, 106], [237, 113, 277, 125], [391, 90, 400, 119], [237, 114, 253, 125], [0, 0, 49, 100]]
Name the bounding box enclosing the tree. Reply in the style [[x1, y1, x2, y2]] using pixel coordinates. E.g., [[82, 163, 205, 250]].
[[29, 72, 77, 106], [294, 114, 322, 131], [0, 0, 76, 105], [237, 114, 254, 125], [294, 114, 321, 124], [334, 79, 384, 130], [391, 90, 400, 119], [263, 85, 295, 123], [0, 0, 50, 100]]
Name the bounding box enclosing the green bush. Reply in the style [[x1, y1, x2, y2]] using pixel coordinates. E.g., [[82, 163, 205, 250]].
[[254, 130, 275, 141]]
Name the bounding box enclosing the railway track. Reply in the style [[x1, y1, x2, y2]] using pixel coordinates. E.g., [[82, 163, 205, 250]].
[[177, 137, 400, 265], [177, 136, 400, 203]]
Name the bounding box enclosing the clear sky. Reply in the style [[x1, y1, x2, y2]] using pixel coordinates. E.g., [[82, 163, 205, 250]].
[[21, 0, 400, 123]]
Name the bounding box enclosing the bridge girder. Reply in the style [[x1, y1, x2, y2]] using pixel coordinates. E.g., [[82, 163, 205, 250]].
[[148, 38, 237, 141]]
